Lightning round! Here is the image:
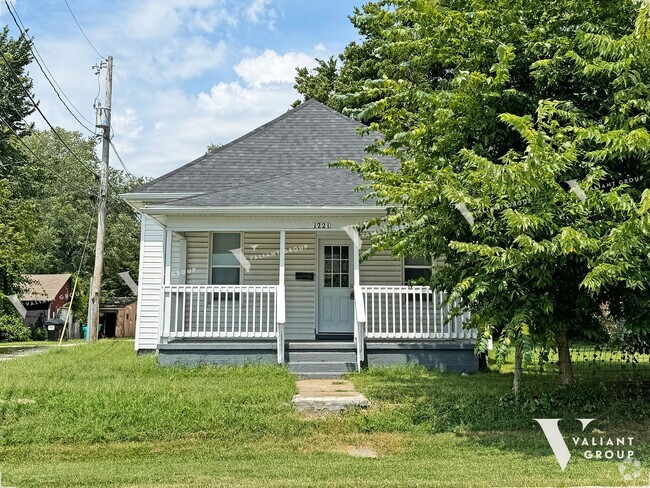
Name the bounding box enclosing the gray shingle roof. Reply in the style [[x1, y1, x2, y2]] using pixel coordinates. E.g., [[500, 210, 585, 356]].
[[130, 99, 394, 207]]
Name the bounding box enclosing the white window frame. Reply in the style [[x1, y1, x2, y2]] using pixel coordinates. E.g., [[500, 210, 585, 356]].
[[209, 232, 243, 285], [403, 255, 433, 285]]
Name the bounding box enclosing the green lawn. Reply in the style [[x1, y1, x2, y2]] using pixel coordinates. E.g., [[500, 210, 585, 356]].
[[0, 340, 648, 487]]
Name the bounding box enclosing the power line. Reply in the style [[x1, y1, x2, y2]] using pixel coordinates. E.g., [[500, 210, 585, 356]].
[[0, 46, 139, 220], [63, 0, 103, 59], [0, 114, 140, 240], [4, 0, 97, 134], [0, 46, 99, 180], [4, 5, 139, 208], [109, 140, 135, 177], [0, 113, 91, 194]]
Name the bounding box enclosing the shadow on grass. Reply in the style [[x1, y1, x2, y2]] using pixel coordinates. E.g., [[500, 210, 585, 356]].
[[346, 365, 650, 442]]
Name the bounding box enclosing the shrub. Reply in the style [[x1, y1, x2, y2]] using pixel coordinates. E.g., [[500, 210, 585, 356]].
[[0, 314, 30, 342], [30, 325, 46, 341]]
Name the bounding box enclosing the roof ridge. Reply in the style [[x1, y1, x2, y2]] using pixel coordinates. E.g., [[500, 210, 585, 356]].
[[133, 100, 356, 193]]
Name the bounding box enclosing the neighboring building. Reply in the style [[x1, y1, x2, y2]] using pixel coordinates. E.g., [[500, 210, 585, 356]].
[[99, 297, 137, 338], [20, 274, 72, 327], [124, 100, 477, 377]]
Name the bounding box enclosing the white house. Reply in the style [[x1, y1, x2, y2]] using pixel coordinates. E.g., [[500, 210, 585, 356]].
[[124, 100, 477, 377]]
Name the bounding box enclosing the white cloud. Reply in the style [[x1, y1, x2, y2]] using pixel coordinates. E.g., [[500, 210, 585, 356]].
[[314, 43, 327, 52], [234, 50, 317, 87], [21, 0, 318, 177], [148, 37, 228, 82], [191, 9, 238, 32], [197, 81, 296, 116], [111, 108, 143, 155], [122, 0, 230, 40], [122, 84, 297, 173], [245, 0, 276, 27]]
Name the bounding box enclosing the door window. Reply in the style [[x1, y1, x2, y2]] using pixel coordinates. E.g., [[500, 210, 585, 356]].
[[324, 245, 350, 288]]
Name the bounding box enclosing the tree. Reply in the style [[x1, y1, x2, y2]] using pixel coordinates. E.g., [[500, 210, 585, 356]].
[[206, 143, 222, 154], [298, 0, 648, 390], [0, 26, 36, 299], [21, 129, 147, 316], [293, 57, 339, 108]]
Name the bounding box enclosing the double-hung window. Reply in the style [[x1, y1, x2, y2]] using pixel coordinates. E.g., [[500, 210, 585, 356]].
[[404, 256, 432, 285], [211, 233, 241, 285]]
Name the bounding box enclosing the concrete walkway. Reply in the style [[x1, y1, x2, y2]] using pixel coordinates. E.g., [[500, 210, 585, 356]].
[[292, 379, 370, 414], [0, 346, 49, 362], [0, 343, 80, 362]]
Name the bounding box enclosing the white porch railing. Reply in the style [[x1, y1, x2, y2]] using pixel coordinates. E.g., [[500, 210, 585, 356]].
[[161, 284, 280, 340], [359, 286, 476, 340], [353, 285, 366, 372]]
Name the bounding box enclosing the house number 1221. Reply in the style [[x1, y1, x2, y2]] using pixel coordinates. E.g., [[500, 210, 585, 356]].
[[313, 222, 331, 229]]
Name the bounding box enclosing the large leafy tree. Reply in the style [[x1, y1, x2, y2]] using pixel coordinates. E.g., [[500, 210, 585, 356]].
[[296, 0, 649, 390], [0, 26, 36, 299], [22, 129, 146, 313]]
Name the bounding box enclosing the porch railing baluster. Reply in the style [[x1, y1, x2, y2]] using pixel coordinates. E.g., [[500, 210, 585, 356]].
[[160, 285, 279, 341], [359, 286, 475, 340]]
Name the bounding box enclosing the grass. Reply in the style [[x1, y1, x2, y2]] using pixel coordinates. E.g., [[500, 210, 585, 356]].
[[491, 343, 650, 378], [0, 340, 648, 487]]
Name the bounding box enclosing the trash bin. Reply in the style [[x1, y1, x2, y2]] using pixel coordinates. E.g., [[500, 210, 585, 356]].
[[45, 318, 66, 341], [82, 324, 88, 341]]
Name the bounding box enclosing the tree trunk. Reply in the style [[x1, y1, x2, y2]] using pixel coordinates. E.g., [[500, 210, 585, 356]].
[[513, 343, 523, 395], [558, 330, 574, 386]]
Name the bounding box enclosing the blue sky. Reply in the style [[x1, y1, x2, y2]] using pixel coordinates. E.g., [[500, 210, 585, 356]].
[[1, 0, 364, 177]]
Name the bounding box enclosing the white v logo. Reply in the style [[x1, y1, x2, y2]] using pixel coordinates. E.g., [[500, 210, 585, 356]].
[[535, 418, 595, 471]]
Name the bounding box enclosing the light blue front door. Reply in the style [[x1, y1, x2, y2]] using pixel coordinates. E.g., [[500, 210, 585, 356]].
[[318, 241, 354, 334]]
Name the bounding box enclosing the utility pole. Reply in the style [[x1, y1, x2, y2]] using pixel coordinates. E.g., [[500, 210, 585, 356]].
[[89, 55, 113, 342]]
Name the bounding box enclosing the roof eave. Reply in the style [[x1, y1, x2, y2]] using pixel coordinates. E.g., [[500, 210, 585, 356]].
[[141, 205, 389, 216], [121, 192, 204, 211]]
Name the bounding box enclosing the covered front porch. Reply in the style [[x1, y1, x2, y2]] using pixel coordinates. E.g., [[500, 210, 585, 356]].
[[149, 212, 477, 373]]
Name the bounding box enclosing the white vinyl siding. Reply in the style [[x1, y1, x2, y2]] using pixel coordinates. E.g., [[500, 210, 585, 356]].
[[242, 232, 280, 286], [359, 246, 403, 286], [182, 231, 316, 340], [135, 215, 164, 350], [170, 233, 184, 285], [173, 230, 404, 342], [283, 232, 317, 340], [185, 232, 209, 285]]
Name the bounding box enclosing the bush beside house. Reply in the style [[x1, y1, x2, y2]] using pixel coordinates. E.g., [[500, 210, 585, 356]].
[[0, 313, 30, 342]]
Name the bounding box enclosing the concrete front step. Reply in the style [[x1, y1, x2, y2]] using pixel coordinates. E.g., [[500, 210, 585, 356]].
[[289, 361, 356, 373], [293, 372, 349, 379], [286, 341, 358, 378], [287, 341, 355, 350], [292, 379, 370, 412]]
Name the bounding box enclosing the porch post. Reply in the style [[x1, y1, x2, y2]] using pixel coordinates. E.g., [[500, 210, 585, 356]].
[[160, 228, 173, 343], [277, 230, 286, 363], [164, 230, 173, 285], [352, 230, 365, 371]]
